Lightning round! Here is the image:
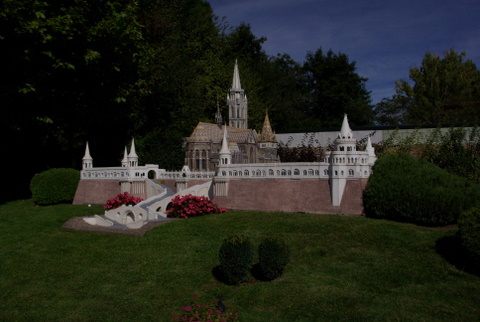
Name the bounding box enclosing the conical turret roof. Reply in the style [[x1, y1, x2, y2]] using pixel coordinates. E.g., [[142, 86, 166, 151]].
[[128, 138, 138, 158], [338, 114, 354, 140], [219, 125, 231, 155], [83, 142, 92, 161]]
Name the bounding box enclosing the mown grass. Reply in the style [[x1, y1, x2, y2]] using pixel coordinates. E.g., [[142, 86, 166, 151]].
[[1, 200, 479, 321]]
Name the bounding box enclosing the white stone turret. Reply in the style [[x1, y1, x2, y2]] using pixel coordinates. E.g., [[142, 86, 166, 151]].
[[366, 136, 377, 165], [219, 125, 231, 165], [121, 146, 128, 167], [127, 139, 138, 167], [82, 142, 93, 170], [228, 60, 248, 129], [329, 114, 359, 206]]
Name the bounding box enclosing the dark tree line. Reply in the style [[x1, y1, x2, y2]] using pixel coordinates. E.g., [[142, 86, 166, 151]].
[[1, 0, 373, 201]]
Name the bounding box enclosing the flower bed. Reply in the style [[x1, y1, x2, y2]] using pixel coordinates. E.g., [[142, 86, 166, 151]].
[[166, 194, 227, 218], [104, 192, 143, 210]]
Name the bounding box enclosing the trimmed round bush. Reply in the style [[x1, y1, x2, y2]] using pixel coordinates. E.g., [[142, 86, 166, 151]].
[[219, 234, 254, 285], [458, 208, 480, 265], [30, 168, 80, 206], [258, 237, 290, 281], [364, 153, 480, 226]]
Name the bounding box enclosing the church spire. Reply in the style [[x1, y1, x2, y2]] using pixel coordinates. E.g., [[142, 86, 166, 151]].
[[259, 110, 277, 142], [231, 59, 242, 90], [228, 60, 248, 129]]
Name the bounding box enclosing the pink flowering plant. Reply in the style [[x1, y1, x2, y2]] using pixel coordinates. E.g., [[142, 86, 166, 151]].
[[104, 192, 143, 210], [166, 194, 227, 219], [174, 294, 238, 322]]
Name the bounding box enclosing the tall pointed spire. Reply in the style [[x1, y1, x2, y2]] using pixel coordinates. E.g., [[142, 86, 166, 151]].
[[82, 142, 93, 169], [228, 60, 248, 129], [231, 59, 242, 90]]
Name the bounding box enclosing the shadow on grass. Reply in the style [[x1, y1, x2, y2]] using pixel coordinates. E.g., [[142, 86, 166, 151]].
[[435, 235, 479, 276], [212, 264, 274, 285]]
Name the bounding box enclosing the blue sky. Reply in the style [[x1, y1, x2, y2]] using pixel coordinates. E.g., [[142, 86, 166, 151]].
[[208, 0, 480, 104]]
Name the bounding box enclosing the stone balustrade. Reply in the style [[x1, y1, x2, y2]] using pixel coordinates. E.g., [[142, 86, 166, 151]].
[[216, 161, 372, 179]]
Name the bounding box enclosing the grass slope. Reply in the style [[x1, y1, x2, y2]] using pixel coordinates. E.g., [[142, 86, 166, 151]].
[[0, 200, 479, 321]]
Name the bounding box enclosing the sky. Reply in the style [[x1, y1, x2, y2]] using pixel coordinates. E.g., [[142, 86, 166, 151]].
[[208, 0, 480, 104]]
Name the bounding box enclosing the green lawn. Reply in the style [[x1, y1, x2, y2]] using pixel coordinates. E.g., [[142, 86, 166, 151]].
[[1, 200, 479, 321]]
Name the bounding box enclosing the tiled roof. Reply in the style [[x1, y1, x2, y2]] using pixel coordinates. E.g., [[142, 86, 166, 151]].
[[187, 122, 256, 144]]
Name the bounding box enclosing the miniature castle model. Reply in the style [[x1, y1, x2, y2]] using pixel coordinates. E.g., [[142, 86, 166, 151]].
[[184, 60, 280, 171], [73, 61, 377, 229]]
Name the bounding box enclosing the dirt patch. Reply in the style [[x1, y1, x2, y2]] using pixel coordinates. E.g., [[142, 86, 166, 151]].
[[62, 216, 178, 236]]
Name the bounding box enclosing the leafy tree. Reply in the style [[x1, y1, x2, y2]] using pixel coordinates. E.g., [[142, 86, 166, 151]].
[[303, 48, 374, 128], [375, 49, 480, 125]]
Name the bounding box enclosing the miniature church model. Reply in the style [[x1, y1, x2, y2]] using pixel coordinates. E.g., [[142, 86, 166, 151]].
[[184, 60, 279, 171]]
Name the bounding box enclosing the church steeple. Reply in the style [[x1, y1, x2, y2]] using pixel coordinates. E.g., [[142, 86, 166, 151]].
[[231, 59, 242, 90], [228, 60, 248, 129], [259, 110, 277, 143]]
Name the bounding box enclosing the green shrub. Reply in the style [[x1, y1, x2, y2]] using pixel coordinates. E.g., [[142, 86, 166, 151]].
[[30, 168, 80, 206], [219, 234, 254, 285], [364, 153, 480, 226], [458, 208, 480, 265], [258, 237, 290, 281]]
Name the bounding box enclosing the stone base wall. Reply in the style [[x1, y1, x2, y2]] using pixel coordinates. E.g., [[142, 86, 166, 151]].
[[73, 180, 121, 205], [73, 178, 367, 215], [213, 178, 367, 215]]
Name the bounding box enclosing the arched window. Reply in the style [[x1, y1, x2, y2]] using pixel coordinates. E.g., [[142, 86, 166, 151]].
[[294, 169, 300, 175], [349, 169, 354, 176], [269, 169, 274, 176], [281, 169, 286, 176], [244, 170, 249, 176]]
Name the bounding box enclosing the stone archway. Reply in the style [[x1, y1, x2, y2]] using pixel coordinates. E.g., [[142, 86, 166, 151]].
[[148, 170, 157, 179]]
